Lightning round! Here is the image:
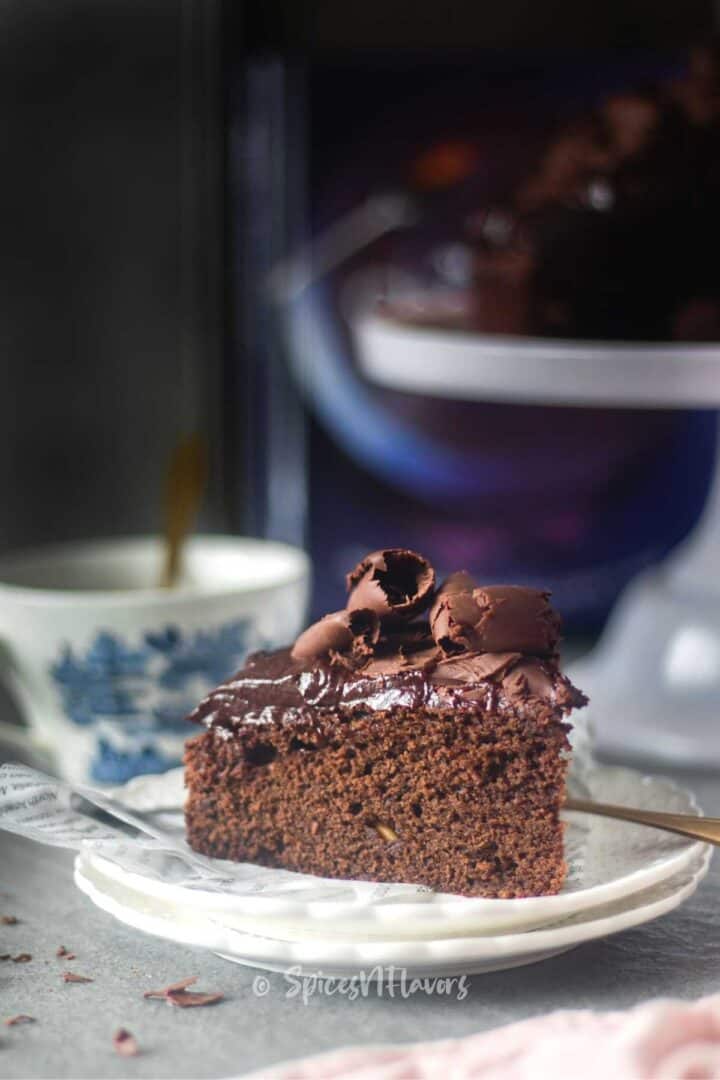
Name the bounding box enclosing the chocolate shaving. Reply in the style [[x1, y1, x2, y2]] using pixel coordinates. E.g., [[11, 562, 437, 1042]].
[[430, 590, 485, 655], [5, 1015, 35, 1026], [346, 549, 435, 619], [0, 915, 18, 925], [12, 954, 32, 963], [166, 989, 224, 1008], [62, 971, 93, 983], [144, 976, 198, 999], [56, 946, 76, 959], [291, 609, 380, 663], [113, 1028, 139, 1056], [431, 583, 560, 656], [473, 586, 561, 655], [144, 975, 222, 1008], [0, 955, 10, 961]]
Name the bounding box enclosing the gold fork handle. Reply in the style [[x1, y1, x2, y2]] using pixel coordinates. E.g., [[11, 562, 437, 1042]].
[[564, 796, 720, 846]]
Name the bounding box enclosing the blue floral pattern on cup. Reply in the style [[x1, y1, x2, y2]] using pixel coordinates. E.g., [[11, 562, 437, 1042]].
[[50, 621, 255, 783]]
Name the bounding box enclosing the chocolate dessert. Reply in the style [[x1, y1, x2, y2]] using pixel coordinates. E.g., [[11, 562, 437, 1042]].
[[184, 550, 587, 898], [384, 42, 720, 342]]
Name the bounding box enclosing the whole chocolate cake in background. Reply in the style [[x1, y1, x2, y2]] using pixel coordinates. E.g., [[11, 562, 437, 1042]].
[[383, 41, 720, 342], [185, 549, 587, 899]]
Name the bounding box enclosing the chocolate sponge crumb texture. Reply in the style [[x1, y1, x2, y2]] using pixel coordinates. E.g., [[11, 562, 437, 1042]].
[[184, 549, 587, 898]]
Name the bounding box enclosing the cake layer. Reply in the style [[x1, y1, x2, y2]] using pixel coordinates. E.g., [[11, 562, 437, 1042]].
[[185, 704, 570, 898]]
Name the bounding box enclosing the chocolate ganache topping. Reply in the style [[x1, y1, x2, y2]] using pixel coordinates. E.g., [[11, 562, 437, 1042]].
[[189, 549, 586, 733]]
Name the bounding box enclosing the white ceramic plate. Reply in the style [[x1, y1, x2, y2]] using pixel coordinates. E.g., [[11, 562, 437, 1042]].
[[74, 848, 710, 977], [87, 763, 708, 940]]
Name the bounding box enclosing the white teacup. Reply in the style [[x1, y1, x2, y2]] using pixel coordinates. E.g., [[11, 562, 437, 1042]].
[[0, 535, 309, 786]]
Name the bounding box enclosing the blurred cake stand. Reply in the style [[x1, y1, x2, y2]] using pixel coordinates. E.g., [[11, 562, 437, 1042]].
[[273, 190, 720, 765], [349, 308, 720, 766]]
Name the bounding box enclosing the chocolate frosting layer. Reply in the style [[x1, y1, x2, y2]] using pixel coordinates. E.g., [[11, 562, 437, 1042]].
[[189, 645, 585, 733], [188, 548, 586, 734]]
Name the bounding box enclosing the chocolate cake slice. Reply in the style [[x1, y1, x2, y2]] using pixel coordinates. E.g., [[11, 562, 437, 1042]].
[[184, 549, 587, 898]]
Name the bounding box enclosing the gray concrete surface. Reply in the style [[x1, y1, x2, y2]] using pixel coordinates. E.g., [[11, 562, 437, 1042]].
[[1, 735, 719, 1079]]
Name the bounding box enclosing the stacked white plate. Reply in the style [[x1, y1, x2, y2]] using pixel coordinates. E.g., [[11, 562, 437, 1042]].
[[74, 763, 711, 977]]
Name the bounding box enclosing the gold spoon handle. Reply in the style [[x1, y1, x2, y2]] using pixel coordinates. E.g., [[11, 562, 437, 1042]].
[[161, 433, 208, 589], [565, 796, 720, 846]]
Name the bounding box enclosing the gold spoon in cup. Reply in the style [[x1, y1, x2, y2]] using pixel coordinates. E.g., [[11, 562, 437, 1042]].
[[160, 433, 208, 588]]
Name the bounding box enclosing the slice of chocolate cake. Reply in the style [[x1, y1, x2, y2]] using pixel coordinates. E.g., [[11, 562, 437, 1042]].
[[184, 549, 587, 898]]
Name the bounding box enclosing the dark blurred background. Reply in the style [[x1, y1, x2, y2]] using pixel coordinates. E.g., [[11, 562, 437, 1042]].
[[1, 0, 718, 625]]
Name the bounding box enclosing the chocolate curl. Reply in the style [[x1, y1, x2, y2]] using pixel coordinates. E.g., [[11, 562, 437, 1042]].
[[346, 549, 435, 620], [474, 586, 560, 655], [428, 570, 477, 653], [430, 590, 482, 655], [431, 583, 560, 657], [291, 609, 380, 662]]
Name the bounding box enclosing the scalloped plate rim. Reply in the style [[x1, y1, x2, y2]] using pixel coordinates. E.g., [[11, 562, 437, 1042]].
[[73, 849, 711, 976]]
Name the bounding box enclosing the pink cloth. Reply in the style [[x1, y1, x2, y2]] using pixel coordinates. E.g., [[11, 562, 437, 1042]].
[[251, 995, 720, 1079]]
